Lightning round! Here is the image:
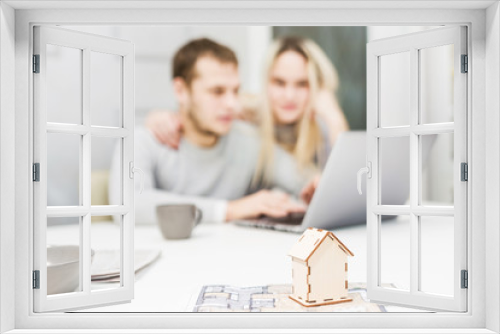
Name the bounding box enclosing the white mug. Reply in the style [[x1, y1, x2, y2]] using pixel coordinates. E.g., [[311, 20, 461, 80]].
[[156, 204, 202, 239]]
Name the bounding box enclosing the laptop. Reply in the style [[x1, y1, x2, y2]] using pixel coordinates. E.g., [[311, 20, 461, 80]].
[[235, 131, 432, 233]]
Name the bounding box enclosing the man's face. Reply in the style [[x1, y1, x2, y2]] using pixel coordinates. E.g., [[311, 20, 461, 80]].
[[181, 56, 240, 136]]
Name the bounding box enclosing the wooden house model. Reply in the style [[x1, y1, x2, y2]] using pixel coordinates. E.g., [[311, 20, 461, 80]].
[[288, 227, 354, 307]]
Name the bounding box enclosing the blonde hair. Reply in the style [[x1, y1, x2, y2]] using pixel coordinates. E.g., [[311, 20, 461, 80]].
[[253, 37, 340, 187]]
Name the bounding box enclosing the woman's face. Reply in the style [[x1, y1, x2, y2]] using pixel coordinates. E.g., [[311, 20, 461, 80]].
[[268, 50, 310, 125]]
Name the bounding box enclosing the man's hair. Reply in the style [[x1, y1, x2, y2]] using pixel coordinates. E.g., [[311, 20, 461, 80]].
[[172, 38, 238, 86]]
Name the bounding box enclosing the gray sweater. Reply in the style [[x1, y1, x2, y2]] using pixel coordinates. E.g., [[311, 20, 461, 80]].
[[109, 121, 311, 224]]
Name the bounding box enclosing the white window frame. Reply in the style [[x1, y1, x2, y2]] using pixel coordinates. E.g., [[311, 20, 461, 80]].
[[32, 25, 135, 312], [366, 26, 468, 312], [0, 1, 499, 333]]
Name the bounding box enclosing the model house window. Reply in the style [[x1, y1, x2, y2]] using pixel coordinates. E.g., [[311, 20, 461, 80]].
[[33, 26, 135, 312]]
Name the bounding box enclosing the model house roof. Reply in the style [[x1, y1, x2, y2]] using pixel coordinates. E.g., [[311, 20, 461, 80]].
[[288, 227, 354, 262]]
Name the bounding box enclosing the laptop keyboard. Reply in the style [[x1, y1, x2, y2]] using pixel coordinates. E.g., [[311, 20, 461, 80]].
[[233, 212, 306, 233]]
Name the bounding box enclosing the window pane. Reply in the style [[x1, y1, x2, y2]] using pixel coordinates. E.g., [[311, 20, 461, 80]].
[[47, 133, 81, 206], [91, 136, 122, 209], [91, 217, 122, 291], [46, 217, 82, 295], [46, 44, 82, 125], [420, 44, 454, 124], [380, 136, 410, 205], [380, 215, 410, 291], [380, 51, 410, 127], [420, 216, 454, 296], [91, 52, 122, 127], [420, 133, 454, 206]]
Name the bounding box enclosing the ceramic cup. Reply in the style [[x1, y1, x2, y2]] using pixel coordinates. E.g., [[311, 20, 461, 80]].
[[156, 204, 203, 239]]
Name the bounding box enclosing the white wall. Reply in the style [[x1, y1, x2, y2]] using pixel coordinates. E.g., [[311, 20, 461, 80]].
[[485, 3, 500, 332], [0, 2, 16, 333]]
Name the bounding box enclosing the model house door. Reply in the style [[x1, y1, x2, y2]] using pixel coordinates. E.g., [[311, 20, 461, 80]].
[[33, 26, 135, 312], [365, 26, 468, 311]]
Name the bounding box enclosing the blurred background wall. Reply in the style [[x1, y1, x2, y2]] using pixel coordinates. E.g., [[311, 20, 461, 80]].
[[62, 25, 371, 127]]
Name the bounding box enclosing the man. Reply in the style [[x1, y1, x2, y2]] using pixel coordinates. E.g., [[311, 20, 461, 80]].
[[110, 38, 316, 224]]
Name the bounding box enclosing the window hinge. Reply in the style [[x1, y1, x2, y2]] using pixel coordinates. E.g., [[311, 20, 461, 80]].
[[33, 270, 40, 289], [33, 54, 40, 73], [461, 270, 468, 289], [461, 54, 468, 73], [461, 162, 468, 182], [33, 163, 40, 182]]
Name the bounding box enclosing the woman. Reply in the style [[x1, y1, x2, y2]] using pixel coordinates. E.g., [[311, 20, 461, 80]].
[[255, 36, 349, 186], [146, 36, 348, 185]]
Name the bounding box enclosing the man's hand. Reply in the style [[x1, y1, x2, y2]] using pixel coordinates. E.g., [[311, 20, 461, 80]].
[[225, 190, 306, 221], [300, 175, 321, 205], [145, 110, 183, 149]]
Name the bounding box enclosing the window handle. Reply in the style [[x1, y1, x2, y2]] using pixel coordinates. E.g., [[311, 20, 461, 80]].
[[357, 159, 372, 195], [129, 161, 145, 194]]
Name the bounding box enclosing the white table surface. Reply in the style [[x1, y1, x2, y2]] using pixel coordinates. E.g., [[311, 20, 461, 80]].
[[46, 215, 452, 313]]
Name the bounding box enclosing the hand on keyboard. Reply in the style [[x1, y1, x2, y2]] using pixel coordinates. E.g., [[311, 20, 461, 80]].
[[225, 190, 306, 221]]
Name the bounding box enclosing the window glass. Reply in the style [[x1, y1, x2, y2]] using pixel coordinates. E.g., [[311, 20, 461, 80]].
[[91, 216, 122, 291], [420, 133, 454, 206], [420, 44, 454, 124], [91, 136, 122, 208], [380, 136, 410, 205], [47, 133, 81, 206], [91, 52, 122, 127], [380, 51, 410, 127], [46, 44, 83, 125], [420, 215, 454, 296], [380, 215, 410, 291], [46, 217, 82, 295]]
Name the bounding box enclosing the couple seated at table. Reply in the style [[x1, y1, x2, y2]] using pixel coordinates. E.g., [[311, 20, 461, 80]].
[[109, 37, 348, 224]]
